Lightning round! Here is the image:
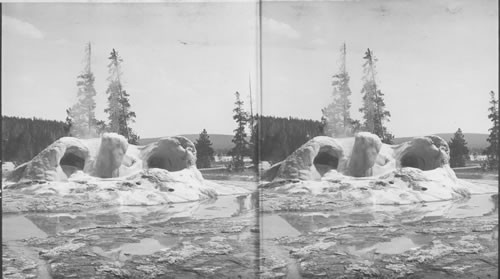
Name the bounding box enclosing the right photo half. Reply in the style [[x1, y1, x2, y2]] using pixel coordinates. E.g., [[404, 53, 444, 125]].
[[257, 0, 498, 278]]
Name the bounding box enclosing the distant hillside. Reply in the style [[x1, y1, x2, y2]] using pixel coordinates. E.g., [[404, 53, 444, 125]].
[[394, 133, 489, 151], [139, 134, 235, 154]]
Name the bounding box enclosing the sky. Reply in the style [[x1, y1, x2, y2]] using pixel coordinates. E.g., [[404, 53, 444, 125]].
[[261, 0, 498, 137], [2, 0, 498, 138], [2, 2, 259, 138]]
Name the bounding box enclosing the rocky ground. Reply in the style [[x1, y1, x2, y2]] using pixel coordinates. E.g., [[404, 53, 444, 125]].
[[258, 177, 498, 278], [2, 175, 498, 278], [261, 218, 498, 278], [2, 180, 259, 279], [2, 169, 250, 213]]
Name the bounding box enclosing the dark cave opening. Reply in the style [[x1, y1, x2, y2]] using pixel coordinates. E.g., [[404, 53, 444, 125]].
[[313, 151, 339, 176], [401, 153, 421, 169], [60, 151, 85, 177], [147, 154, 176, 171]]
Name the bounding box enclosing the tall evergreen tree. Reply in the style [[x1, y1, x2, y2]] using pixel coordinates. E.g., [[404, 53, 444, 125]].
[[448, 128, 469, 168], [67, 42, 98, 138], [359, 48, 394, 143], [104, 48, 139, 144], [95, 120, 108, 136], [485, 90, 499, 169], [64, 108, 73, 136], [195, 129, 215, 169], [231, 91, 250, 171], [321, 43, 355, 137]]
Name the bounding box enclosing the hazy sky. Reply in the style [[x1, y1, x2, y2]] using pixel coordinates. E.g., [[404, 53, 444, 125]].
[[2, 0, 498, 138]]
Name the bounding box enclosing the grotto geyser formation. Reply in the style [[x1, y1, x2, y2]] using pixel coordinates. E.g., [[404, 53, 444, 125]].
[[268, 132, 449, 181], [7, 133, 199, 182], [3, 133, 247, 211], [262, 132, 495, 206]]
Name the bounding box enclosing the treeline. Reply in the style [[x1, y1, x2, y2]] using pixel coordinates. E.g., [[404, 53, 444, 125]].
[[2, 116, 68, 164], [256, 115, 322, 163]]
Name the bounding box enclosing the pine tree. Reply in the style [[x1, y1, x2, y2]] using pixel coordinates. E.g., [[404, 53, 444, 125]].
[[231, 91, 249, 171], [485, 91, 499, 169], [195, 129, 215, 169], [95, 120, 108, 136], [64, 108, 73, 136], [359, 48, 394, 143], [104, 48, 139, 144], [449, 128, 469, 168], [67, 42, 98, 138], [322, 43, 355, 137]]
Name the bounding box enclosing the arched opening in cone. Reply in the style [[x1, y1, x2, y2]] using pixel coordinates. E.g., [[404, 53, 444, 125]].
[[147, 154, 181, 171], [400, 152, 440, 171], [148, 155, 167, 170], [60, 149, 86, 177], [401, 153, 422, 169], [145, 138, 196, 172], [398, 137, 447, 171], [313, 151, 339, 176]]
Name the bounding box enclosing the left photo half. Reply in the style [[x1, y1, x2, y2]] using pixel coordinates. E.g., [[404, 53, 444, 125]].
[[1, 2, 260, 278]]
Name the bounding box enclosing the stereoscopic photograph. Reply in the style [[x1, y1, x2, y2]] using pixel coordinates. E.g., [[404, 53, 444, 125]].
[[2, 0, 498, 278]]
